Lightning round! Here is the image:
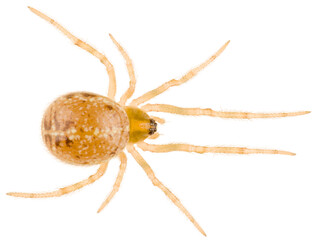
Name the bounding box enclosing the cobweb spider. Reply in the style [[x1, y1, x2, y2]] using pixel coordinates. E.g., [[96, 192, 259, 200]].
[[7, 7, 310, 236]]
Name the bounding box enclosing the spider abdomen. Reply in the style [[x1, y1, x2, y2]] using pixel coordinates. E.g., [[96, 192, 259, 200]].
[[41, 92, 130, 165]]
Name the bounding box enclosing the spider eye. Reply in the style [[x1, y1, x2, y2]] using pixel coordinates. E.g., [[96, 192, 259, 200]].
[[149, 119, 157, 135]]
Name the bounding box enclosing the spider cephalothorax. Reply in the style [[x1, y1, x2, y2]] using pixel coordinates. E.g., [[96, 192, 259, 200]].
[[8, 6, 310, 236], [124, 106, 157, 143]]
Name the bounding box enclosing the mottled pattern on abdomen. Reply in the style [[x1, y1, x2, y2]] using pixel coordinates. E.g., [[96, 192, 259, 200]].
[[41, 92, 129, 165]]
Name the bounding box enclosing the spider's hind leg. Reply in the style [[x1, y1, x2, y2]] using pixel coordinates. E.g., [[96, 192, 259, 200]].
[[7, 161, 109, 198]]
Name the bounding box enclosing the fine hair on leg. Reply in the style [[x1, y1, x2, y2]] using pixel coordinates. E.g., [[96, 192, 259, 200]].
[[28, 7, 117, 99], [141, 104, 311, 119], [137, 142, 296, 156], [7, 160, 110, 198], [97, 152, 127, 213], [126, 144, 206, 236], [109, 34, 137, 106], [130, 41, 230, 107]]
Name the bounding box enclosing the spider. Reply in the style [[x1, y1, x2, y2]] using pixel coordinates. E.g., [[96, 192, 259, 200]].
[[7, 6, 310, 236]]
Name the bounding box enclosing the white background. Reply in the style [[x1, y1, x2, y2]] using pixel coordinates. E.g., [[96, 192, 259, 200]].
[[0, 1, 318, 240]]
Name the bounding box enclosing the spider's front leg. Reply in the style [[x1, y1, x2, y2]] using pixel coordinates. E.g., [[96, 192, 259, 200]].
[[137, 142, 295, 156], [141, 104, 310, 119]]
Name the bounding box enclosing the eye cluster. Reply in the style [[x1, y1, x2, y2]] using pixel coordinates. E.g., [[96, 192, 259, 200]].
[[149, 119, 157, 135]]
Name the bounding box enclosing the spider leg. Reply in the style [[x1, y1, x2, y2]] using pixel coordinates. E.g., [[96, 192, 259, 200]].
[[97, 152, 127, 213], [137, 142, 296, 156], [141, 104, 311, 119], [130, 41, 230, 107], [28, 7, 116, 99], [7, 160, 109, 198], [109, 34, 137, 106], [126, 144, 206, 236]]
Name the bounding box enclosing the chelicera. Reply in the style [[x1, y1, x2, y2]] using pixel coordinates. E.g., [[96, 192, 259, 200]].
[[8, 7, 310, 236]]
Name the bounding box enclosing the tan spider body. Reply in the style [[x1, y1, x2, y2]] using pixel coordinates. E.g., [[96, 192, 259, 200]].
[[42, 92, 130, 165], [7, 7, 310, 236]]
